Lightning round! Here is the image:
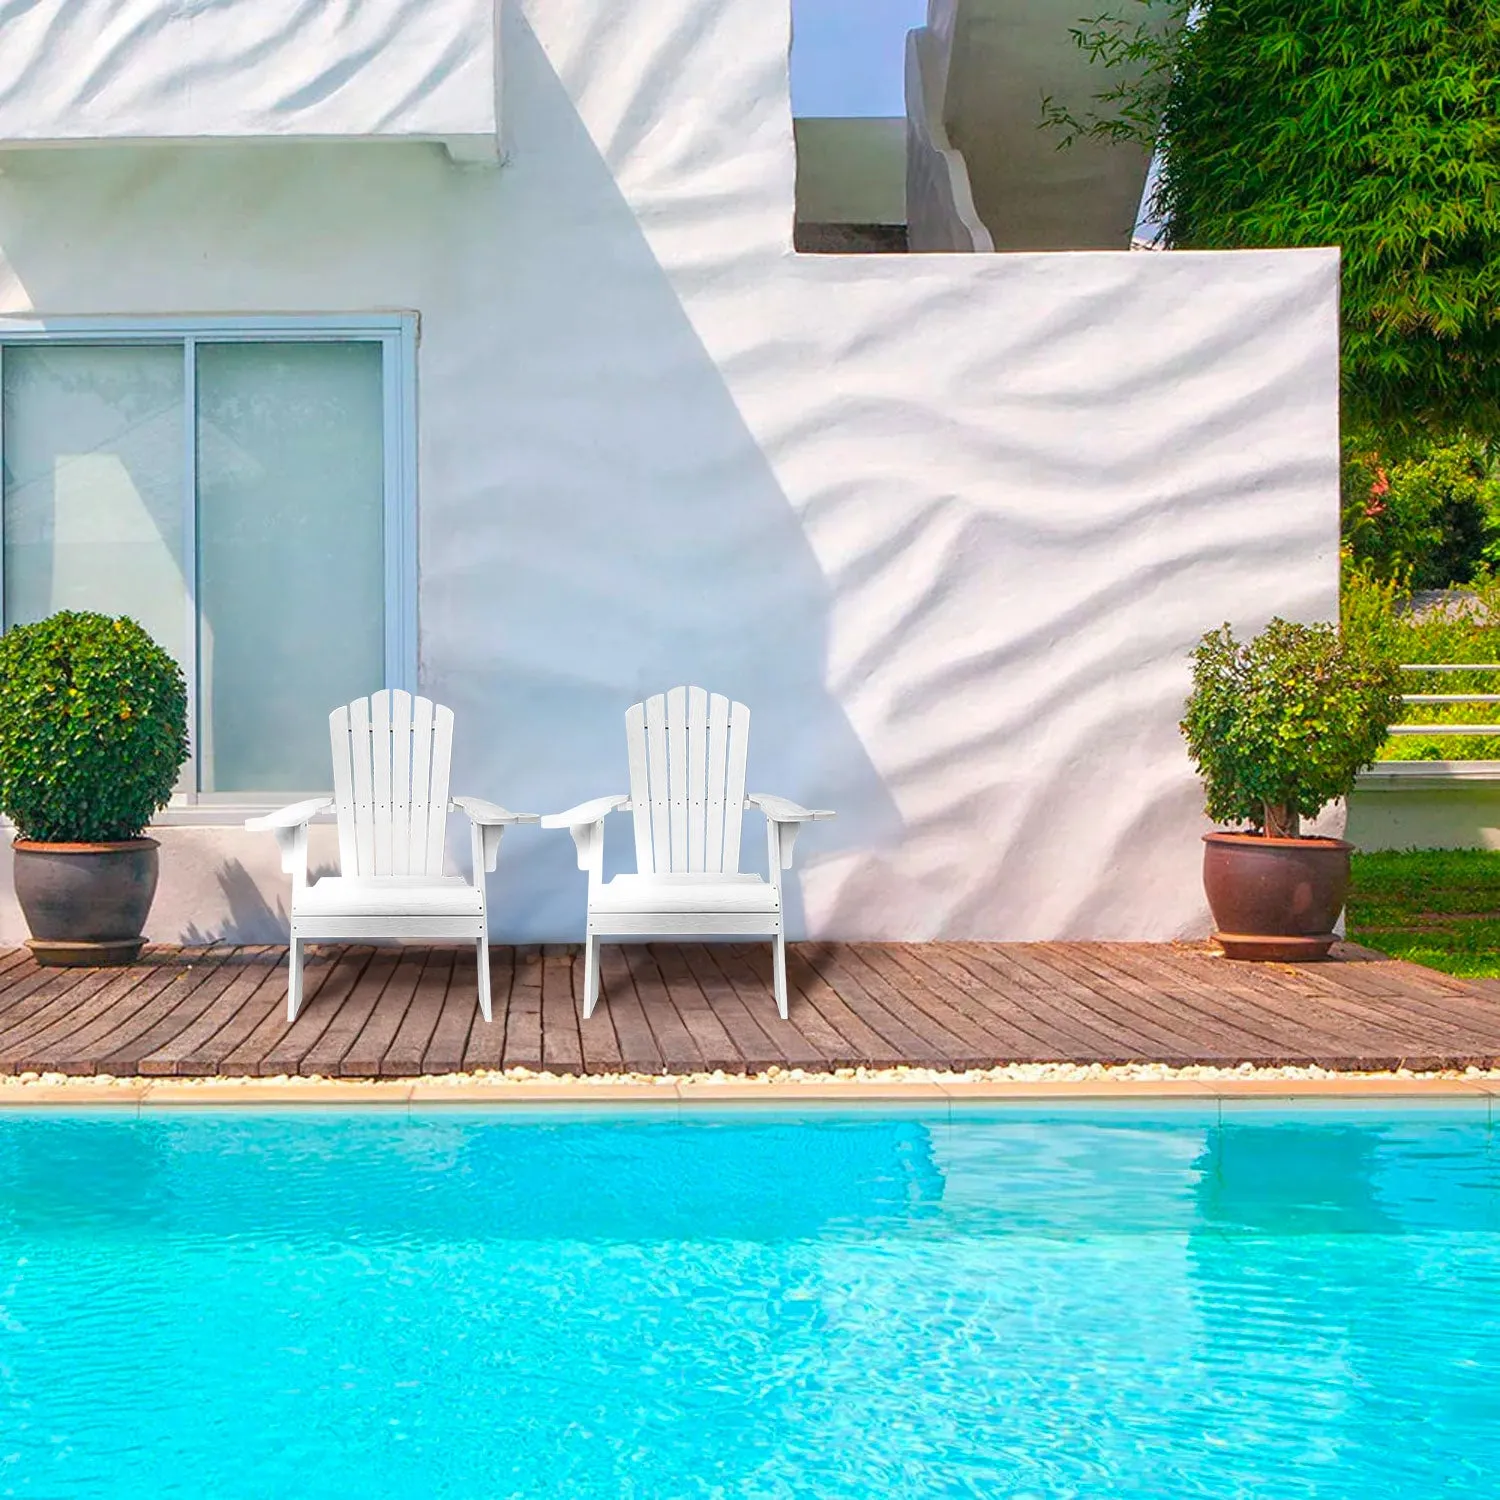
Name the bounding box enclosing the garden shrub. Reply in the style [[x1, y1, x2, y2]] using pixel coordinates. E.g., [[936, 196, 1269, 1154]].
[[1049, 0, 1500, 437], [1342, 434, 1500, 589], [0, 612, 189, 842], [1181, 617, 1402, 835]]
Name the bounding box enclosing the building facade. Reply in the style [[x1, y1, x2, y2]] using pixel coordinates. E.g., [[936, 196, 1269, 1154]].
[[0, 0, 1340, 944]]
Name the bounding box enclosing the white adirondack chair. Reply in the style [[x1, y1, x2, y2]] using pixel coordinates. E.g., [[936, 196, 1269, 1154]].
[[245, 690, 537, 1023], [541, 686, 833, 1020]]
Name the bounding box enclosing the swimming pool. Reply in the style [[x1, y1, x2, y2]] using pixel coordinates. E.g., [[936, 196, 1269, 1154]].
[[0, 1104, 1496, 1497]]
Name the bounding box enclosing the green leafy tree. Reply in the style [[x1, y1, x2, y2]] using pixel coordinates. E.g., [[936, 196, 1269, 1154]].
[[0, 612, 189, 843], [1048, 0, 1500, 437], [1181, 618, 1402, 837], [1343, 435, 1500, 588]]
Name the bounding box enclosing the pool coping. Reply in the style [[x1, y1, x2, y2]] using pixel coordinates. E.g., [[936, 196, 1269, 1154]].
[[1, 1072, 1497, 1109]]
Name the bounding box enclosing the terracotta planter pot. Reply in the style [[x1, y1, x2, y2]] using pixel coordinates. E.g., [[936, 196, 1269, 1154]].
[[1202, 830, 1352, 962], [11, 839, 160, 966]]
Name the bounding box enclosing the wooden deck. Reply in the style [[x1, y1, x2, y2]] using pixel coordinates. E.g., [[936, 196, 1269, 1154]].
[[0, 940, 1495, 1078]]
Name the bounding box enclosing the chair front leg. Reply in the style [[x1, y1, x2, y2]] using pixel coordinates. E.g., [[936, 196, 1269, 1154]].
[[582, 932, 601, 1019], [772, 929, 789, 1020], [476, 935, 493, 1024], [288, 938, 306, 1023]]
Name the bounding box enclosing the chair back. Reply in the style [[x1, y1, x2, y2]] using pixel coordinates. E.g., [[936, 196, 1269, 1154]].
[[625, 687, 749, 875], [329, 690, 453, 877]]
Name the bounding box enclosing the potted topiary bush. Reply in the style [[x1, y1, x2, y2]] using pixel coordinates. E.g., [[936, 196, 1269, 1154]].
[[0, 612, 189, 965], [1180, 618, 1402, 960]]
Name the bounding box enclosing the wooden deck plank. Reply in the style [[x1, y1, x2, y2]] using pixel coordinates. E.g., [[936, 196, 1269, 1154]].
[[1090, 945, 1341, 1062], [502, 948, 544, 1070], [205, 946, 346, 1075], [1317, 946, 1500, 1038], [1146, 944, 1464, 1068], [297, 948, 405, 1077], [0, 948, 39, 994], [886, 944, 1088, 1059], [233, 947, 375, 1077], [540, 947, 584, 1075], [683, 945, 826, 1069], [423, 959, 480, 1075], [1059, 944, 1306, 1063], [338, 947, 430, 1077], [785, 946, 911, 1067], [573, 956, 626, 1076], [379, 948, 457, 1077], [0, 939, 1496, 1075], [104, 948, 270, 1075], [934, 944, 1121, 1059], [1030, 943, 1248, 1061], [52, 953, 229, 1073], [844, 945, 1013, 1067], [622, 946, 703, 1074], [254, 947, 378, 1077], [644, 945, 744, 1073], [707, 945, 871, 1068], [949, 946, 1155, 1061], [0, 956, 181, 1071], [462, 947, 516, 1072], [0, 955, 48, 1009], [592, 945, 661, 1073], [139, 950, 286, 1075], [0, 963, 141, 1052]]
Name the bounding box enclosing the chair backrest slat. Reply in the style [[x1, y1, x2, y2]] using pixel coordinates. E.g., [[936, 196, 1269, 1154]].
[[686, 686, 708, 873], [329, 704, 358, 873], [330, 693, 453, 878], [426, 705, 455, 874], [408, 695, 435, 876], [389, 689, 413, 876], [627, 687, 750, 875], [625, 701, 653, 873], [704, 692, 730, 872], [348, 696, 377, 875], [666, 685, 689, 872], [721, 699, 750, 872], [644, 693, 671, 873], [371, 690, 394, 876]]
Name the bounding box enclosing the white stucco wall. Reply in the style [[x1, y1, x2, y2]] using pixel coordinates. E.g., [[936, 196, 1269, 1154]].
[[0, 0, 1341, 945], [0, 0, 499, 159]]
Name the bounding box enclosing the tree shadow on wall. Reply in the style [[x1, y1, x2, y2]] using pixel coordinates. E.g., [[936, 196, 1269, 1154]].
[[422, 6, 901, 940], [180, 858, 336, 945], [0, 3, 902, 944]]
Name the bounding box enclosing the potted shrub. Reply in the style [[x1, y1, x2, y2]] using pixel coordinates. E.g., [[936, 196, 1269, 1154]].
[[0, 612, 188, 965], [1180, 618, 1402, 960]]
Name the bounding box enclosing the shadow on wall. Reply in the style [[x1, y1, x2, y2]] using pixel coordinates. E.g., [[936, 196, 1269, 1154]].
[[180, 859, 337, 946], [418, 9, 904, 939], [0, 7, 901, 943]]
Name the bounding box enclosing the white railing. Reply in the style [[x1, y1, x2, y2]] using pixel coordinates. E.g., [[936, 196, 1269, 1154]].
[[1389, 665, 1500, 737]]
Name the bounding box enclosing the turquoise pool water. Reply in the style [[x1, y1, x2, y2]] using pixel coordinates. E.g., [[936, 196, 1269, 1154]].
[[0, 1105, 1497, 1497]]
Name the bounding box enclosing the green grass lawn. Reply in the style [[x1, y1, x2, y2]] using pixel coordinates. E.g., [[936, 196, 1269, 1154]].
[[1349, 849, 1500, 978]]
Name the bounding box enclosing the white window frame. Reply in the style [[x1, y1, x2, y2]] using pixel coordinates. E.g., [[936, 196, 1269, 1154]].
[[0, 313, 419, 818]]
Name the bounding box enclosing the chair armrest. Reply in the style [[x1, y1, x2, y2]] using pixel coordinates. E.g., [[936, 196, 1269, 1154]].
[[540, 795, 628, 875], [451, 796, 540, 827], [244, 797, 334, 833], [746, 793, 835, 824], [244, 797, 333, 883], [540, 795, 630, 830], [452, 797, 536, 875]]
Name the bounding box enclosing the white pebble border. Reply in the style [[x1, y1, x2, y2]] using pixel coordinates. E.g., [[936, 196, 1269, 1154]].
[[0, 1062, 1497, 1089]]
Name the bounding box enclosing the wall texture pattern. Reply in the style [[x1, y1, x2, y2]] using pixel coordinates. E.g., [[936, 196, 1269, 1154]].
[[0, 0, 498, 152], [0, 0, 1340, 944]]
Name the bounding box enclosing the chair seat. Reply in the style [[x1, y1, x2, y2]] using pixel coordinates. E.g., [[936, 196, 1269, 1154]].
[[295, 876, 484, 918], [590, 873, 780, 915]]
